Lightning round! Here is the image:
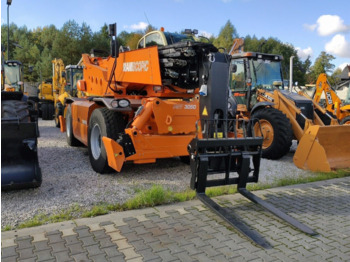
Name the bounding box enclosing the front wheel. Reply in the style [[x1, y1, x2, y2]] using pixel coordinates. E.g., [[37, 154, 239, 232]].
[[251, 107, 293, 159], [66, 105, 80, 146], [88, 108, 126, 174]]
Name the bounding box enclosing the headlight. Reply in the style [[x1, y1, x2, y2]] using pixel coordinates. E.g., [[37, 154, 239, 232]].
[[111, 99, 130, 108], [118, 99, 130, 108]]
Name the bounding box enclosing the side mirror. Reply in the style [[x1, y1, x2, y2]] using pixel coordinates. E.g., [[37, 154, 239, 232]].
[[77, 80, 86, 92]]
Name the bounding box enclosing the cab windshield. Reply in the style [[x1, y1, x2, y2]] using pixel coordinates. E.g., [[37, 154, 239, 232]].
[[66, 67, 83, 96], [164, 32, 195, 45], [71, 68, 83, 91], [4, 63, 21, 91], [251, 59, 283, 90]]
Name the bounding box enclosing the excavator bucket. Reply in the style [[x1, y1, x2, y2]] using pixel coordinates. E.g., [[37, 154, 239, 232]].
[[294, 125, 350, 172], [1, 121, 42, 190], [1, 92, 42, 190]]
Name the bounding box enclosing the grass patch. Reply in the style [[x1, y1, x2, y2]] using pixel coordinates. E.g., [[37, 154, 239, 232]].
[[16, 204, 81, 230], [3, 169, 349, 231]]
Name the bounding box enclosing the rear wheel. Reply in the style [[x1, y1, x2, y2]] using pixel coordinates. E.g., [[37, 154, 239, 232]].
[[41, 103, 49, 120], [340, 115, 350, 125], [88, 108, 126, 173], [48, 103, 54, 120], [66, 105, 80, 146], [251, 107, 293, 159]]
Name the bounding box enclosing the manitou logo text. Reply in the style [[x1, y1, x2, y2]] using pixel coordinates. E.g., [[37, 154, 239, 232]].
[[123, 61, 149, 72]]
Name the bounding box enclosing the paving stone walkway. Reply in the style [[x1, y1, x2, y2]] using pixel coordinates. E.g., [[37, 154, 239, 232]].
[[2, 177, 350, 261]]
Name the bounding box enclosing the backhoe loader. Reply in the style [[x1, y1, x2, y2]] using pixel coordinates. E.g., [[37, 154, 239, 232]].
[[229, 51, 350, 172], [312, 73, 350, 125], [1, 59, 42, 190]]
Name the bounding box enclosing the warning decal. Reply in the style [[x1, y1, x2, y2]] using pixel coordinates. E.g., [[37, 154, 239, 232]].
[[202, 106, 208, 116]]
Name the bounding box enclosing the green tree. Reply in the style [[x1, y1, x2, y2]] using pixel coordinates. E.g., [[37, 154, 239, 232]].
[[213, 20, 238, 51], [52, 20, 82, 65], [307, 52, 335, 83], [329, 68, 342, 87]]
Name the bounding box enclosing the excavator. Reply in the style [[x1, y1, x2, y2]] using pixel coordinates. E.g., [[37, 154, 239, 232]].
[[312, 73, 350, 125], [229, 51, 350, 172], [1, 59, 42, 190]]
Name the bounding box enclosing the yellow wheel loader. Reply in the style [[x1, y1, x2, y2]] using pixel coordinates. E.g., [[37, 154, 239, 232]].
[[229, 52, 350, 172]]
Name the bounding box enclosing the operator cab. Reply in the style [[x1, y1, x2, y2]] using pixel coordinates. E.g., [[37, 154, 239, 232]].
[[65, 65, 83, 97], [137, 29, 196, 49], [230, 52, 284, 109], [2, 60, 23, 92]]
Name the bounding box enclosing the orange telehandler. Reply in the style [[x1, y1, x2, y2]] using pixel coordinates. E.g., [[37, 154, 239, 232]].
[[60, 24, 217, 173], [313, 73, 350, 125]]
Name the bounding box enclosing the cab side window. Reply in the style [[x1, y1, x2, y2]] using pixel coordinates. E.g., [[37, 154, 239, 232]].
[[138, 38, 145, 49], [231, 59, 245, 91], [145, 33, 164, 47]]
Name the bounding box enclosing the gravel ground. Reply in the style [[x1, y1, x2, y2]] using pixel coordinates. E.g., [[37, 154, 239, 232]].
[[1, 119, 311, 228]]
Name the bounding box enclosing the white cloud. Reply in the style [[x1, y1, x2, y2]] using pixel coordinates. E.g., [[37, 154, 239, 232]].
[[199, 30, 213, 38], [325, 34, 350, 58], [296, 46, 313, 60], [303, 23, 317, 31], [124, 22, 148, 31], [306, 15, 350, 36]]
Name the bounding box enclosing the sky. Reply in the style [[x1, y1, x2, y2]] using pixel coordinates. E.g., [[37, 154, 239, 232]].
[[1, 0, 350, 71]]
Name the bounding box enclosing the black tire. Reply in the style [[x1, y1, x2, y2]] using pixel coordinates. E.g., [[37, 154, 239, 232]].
[[1, 100, 31, 123], [48, 103, 55, 120], [88, 108, 126, 174], [55, 102, 64, 128], [340, 115, 350, 125], [41, 103, 49, 120], [66, 105, 81, 146], [251, 107, 293, 159]]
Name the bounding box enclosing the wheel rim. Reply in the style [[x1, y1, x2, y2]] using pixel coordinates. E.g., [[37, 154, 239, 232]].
[[90, 123, 102, 160], [66, 114, 71, 138], [254, 120, 274, 149]]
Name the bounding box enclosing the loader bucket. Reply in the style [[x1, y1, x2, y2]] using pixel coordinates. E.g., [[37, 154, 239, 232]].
[[1, 121, 42, 190], [294, 125, 350, 172]]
